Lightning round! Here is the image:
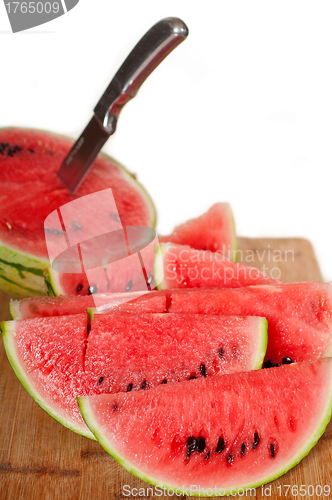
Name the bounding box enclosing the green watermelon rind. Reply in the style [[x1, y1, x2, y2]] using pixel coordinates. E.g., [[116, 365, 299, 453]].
[[0, 241, 48, 297], [0, 319, 96, 441], [77, 361, 332, 496], [229, 205, 238, 263], [154, 243, 170, 291], [252, 317, 268, 370], [0, 127, 157, 298]]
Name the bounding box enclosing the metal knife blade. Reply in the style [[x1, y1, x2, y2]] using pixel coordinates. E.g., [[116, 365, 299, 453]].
[[57, 116, 110, 192], [58, 17, 188, 194]]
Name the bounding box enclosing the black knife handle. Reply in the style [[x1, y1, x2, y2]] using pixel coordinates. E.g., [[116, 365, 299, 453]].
[[94, 17, 188, 134]]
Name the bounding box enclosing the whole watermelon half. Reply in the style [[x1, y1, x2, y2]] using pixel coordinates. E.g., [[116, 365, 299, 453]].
[[0, 128, 156, 298]]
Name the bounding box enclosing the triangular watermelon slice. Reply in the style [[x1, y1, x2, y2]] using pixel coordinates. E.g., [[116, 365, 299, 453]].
[[1, 313, 267, 439], [78, 359, 332, 494]]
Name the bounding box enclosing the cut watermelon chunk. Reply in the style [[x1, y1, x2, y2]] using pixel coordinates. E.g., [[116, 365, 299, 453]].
[[155, 242, 279, 289], [0, 128, 156, 297], [78, 359, 332, 494], [159, 203, 237, 261], [0, 314, 94, 439], [10, 282, 332, 365], [1, 313, 267, 438], [85, 314, 267, 393], [169, 282, 332, 363], [9, 290, 167, 320]]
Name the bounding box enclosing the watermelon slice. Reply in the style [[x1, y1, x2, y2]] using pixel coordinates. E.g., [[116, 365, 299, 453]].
[[1, 313, 267, 438], [0, 128, 156, 298], [0, 314, 94, 439], [9, 290, 167, 320], [168, 282, 332, 364], [159, 203, 237, 261], [78, 359, 332, 494], [155, 242, 279, 289]]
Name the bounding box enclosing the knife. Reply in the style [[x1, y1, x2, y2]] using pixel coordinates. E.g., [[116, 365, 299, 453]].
[[58, 17, 189, 194]]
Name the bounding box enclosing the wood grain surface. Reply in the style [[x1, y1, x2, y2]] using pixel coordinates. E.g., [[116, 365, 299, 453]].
[[0, 237, 330, 500]]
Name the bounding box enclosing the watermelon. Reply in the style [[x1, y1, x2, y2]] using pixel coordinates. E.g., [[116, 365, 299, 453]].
[[155, 242, 279, 289], [0, 128, 156, 298], [9, 281, 332, 365], [159, 203, 237, 261], [78, 359, 332, 495], [9, 290, 167, 320], [168, 282, 332, 364], [1, 312, 267, 438]]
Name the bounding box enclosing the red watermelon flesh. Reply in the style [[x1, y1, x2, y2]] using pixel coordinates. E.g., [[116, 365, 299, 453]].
[[10, 290, 167, 320], [1, 313, 267, 438], [0, 128, 155, 297], [159, 203, 237, 260], [156, 242, 279, 289], [85, 314, 267, 394], [1, 313, 92, 437], [168, 282, 332, 364], [0, 128, 154, 258], [78, 359, 332, 494]]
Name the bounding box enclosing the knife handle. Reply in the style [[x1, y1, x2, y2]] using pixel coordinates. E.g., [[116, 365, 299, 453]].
[[94, 17, 188, 134]]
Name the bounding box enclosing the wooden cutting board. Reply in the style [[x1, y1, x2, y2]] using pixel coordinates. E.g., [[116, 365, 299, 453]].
[[0, 237, 330, 500]]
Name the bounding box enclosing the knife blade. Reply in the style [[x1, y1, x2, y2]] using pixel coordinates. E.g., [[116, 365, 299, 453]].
[[58, 17, 188, 194]]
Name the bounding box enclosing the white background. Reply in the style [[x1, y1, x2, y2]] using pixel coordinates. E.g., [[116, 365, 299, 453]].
[[1, 1, 332, 280]]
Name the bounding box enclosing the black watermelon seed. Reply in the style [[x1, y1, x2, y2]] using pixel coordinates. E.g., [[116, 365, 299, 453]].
[[218, 347, 224, 358], [186, 437, 196, 459], [127, 383, 133, 392], [161, 379, 167, 384], [227, 453, 233, 464], [205, 451, 211, 460], [76, 284, 83, 292], [216, 437, 225, 454], [282, 356, 293, 365], [189, 376, 197, 380], [241, 443, 246, 456], [98, 377, 104, 384], [113, 403, 118, 411], [264, 360, 274, 369], [196, 436, 206, 453], [270, 443, 275, 458], [274, 364, 281, 367], [126, 280, 133, 292], [28, 148, 34, 153], [8, 147, 16, 157], [200, 364, 207, 377], [14, 145, 21, 151], [253, 432, 260, 449], [1, 142, 8, 148], [88, 285, 97, 295], [141, 380, 147, 390]]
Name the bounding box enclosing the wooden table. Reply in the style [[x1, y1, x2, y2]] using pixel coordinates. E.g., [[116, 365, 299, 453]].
[[0, 238, 330, 500]]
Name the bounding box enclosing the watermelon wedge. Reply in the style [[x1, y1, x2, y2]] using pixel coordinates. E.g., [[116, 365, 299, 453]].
[[9, 290, 167, 320], [0, 314, 94, 439], [0, 128, 156, 298], [78, 359, 332, 495], [155, 242, 279, 289], [1, 313, 267, 439], [159, 203, 237, 261], [168, 282, 332, 364]]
